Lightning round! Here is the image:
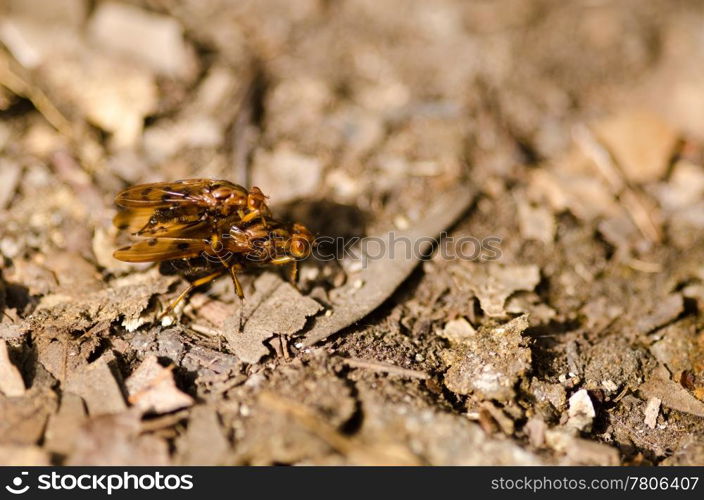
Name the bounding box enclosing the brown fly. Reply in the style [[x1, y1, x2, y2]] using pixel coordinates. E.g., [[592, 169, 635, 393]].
[[113, 179, 314, 317]]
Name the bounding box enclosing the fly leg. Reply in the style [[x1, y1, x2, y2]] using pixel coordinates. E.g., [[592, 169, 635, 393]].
[[216, 255, 246, 333], [158, 270, 224, 320], [212, 250, 244, 299], [228, 264, 246, 333]]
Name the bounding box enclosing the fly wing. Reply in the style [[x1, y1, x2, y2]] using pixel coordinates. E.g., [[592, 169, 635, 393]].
[[114, 202, 212, 238], [115, 179, 245, 208], [113, 238, 208, 262], [113, 206, 155, 233]]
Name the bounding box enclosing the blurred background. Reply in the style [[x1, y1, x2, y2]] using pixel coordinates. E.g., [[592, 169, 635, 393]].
[[1, 0, 704, 466]]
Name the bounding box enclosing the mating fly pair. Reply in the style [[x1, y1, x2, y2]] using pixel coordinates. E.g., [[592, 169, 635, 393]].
[[113, 179, 314, 316]]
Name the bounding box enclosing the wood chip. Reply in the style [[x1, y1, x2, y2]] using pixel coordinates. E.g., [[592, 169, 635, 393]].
[[644, 397, 661, 429]]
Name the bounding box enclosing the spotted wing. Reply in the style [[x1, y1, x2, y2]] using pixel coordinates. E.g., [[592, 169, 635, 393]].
[[115, 179, 246, 208], [113, 237, 208, 263], [113, 206, 156, 233]]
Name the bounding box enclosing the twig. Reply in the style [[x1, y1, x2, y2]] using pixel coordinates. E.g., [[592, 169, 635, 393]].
[[0, 49, 75, 138], [189, 323, 221, 337], [0, 48, 103, 173], [228, 65, 263, 188]]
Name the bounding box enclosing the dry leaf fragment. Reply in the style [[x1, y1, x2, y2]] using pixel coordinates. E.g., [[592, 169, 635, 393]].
[[65, 355, 127, 416], [529, 167, 618, 222], [67, 411, 170, 465], [593, 109, 678, 184], [0, 445, 51, 466], [0, 364, 57, 446], [32, 269, 176, 334], [0, 339, 25, 397], [639, 364, 704, 418], [44, 392, 87, 456], [126, 355, 194, 414], [517, 199, 555, 244], [175, 405, 231, 465], [452, 263, 540, 317], [223, 273, 322, 364]]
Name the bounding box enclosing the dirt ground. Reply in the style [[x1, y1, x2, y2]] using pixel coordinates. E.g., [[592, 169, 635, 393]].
[[1, 0, 704, 466]]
